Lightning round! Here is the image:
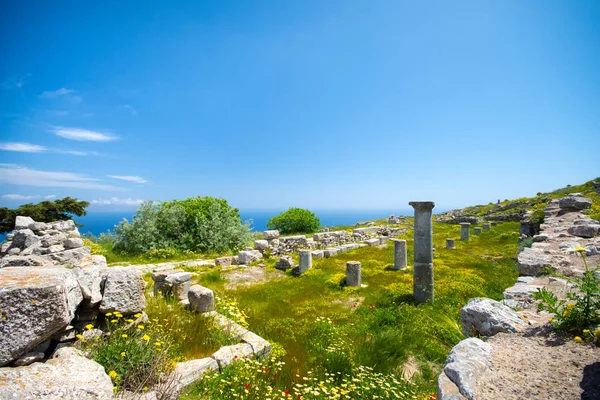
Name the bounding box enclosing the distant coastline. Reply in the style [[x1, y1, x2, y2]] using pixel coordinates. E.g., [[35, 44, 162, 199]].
[[75, 208, 420, 236]]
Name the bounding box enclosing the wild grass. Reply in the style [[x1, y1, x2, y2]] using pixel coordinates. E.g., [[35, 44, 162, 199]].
[[184, 221, 520, 398]]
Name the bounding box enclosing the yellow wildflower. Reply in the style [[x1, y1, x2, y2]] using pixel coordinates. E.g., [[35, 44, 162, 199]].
[[75, 334, 83, 339], [105, 312, 112, 317], [566, 303, 575, 309], [121, 334, 128, 338], [84, 324, 94, 330], [154, 342, 161, 347], [594, 330, 600, 340], [108, 370, 117, 379], [548, 318, 554, 323], [111, 319, 118, 324], [126, 319, 134, 323], [573, 246, 587, 253], [583, 329, 590, 334], [120, 352, 126, 357], [574, 336, 582, 343], [143, 334, 150, 341], [134, 313, 142, 318], [137, 325, 144, 330]]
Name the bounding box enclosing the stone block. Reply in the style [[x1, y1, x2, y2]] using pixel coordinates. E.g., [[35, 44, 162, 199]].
[[14, 216, 35, 230], [263, 230, 280, 240], [99, 267, 146, 314], [254, 240, 269, 250], [238, 250, 262, 265], [173, 357, 218, 389], [346, 261, 361, 286], [188, 285, 214, 313], [460, 297, 524, 337], [211, 343, 254, 369]]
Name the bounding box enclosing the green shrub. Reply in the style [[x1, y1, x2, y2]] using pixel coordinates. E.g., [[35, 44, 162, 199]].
[[267, 207, 320, 234], [113, 197, 252, 255], [518, 237, 534, 253], [533, 249, 600, 333]]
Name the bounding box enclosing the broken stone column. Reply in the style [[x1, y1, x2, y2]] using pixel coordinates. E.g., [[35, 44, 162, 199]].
[[391, 239, 407, 270], [474, 227, 482, 235], [298, 250, 312, 274], [460, 223, 470, 241], [346, 261, 361, 286], [446, 239, 455, 249], [482, 223, 490, 231], [188, 285, 214, 313], [409, 201, 435, 304]]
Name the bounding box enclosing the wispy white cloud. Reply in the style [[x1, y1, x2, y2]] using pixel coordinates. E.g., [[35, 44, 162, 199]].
[[0, 164, 122, 191], [2, 194, 57, 200], [50, 126, 119, 142], [91, 197, 144, 206], [0, 142, 47, 153], [40, 88, 74, 98], [1, 73, 31, 89], [0, 141, 104, 157], [120, 104, 137, 116], [108, 175, 148, 184]]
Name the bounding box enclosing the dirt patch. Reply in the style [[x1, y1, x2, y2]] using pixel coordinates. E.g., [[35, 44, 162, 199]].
[[223, 266, 285, 290], [476, 328, 600, 400]]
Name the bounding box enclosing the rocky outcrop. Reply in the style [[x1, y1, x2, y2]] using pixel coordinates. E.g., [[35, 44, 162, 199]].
[[460, 298, 524, 337], [99, 267, 146, 313], [439, 338, 492, 400], [0, 347, 113, 399]]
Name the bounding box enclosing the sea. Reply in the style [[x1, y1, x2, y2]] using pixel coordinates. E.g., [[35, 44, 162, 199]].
[[74, 209, 417, 236]]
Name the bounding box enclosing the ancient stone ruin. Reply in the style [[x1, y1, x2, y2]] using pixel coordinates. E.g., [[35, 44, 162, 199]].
[[409, 201, 435, 303]]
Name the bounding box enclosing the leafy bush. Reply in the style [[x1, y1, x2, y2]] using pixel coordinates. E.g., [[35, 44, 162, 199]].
[[113, 197, 252, 255], [267, 207, 320, 234], [518, 237, 534, 253], [533, 248, 600, 333]]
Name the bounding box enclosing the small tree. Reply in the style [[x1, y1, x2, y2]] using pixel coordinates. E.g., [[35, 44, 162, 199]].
[[0, 197, 89, 234], [267, 207, 320, 234]]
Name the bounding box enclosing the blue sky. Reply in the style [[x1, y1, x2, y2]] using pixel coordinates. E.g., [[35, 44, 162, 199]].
[[1, 1, 599, 212]]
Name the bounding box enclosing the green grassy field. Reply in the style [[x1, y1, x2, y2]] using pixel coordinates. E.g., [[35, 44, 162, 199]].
[[180, 221, 520, 399]]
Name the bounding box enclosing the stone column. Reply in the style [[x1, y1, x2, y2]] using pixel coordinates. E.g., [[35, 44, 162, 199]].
[[391, 239, 407, 270], [409, 201, 435, 304], [298, 250, 312, 274], [491, 222, 497, 227], [446, 239, 455, 249], [483, 223, 490, 231], [460, 223, 470, 241], [346, 261, 361, 286], [474, 227, 482, 234]]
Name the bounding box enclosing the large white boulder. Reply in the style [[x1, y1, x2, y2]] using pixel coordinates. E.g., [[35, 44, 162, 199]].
[[0, 267, 82, 366], [99, 266, 146, 314], [14, 216, 35, 230], [460, 297, 524, 337], [0, 347, 113, 399]]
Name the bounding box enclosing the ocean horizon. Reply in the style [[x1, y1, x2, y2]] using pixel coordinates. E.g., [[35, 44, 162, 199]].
[[75, 208, 421, 236]]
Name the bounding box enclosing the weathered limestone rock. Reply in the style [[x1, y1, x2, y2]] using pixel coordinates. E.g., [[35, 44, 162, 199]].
[[297, 250, 312, 274], [446, 239, 455, 249], [47, 247, 92, 267], [0, 254, 54, 268], [473, 227, 482, 235], [263, 230, 280, 240], [443, 338, 492, 400], [275, 256, 294, 271], [558, 194, 592, 211], [165, 271, 192, 302], [311, 250, 324, 259], [51, 220, 77, 232], [0, 347, 113, 399], [12, 229, 38, 249], [409, 201, 435, 303], [391, 239, 407, 270], [64, 238, 84, 249], [346, 261, 361, 286], [173, 357, 219, 389], [241, 331, 272, 357], [99, 267, 146, 314], [324, 248, 339, 257], [253, 240, 269, 250], [215, 256, 234, 267], [238, 250, 262, 265], [211, 343, 254, 369], [460, 223, 470, 241], [188, 285, 214, 313], [482, 223, 490, 231], [517, 247, 552, 276], [460, 297, 524, 337], [0, 267, 81, 366], [74, 261, 108, 307], [14, 216, 35, 230], [567, 224, 600, 238], [41, 232, 67, 247], [437, 372, 467, 400], [152, 269, 183, 296]]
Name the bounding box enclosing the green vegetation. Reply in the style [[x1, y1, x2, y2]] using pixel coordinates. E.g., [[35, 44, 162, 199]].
[[179, 221, 519, 398], [0, 197, 89, 234], [267, 207, 321, 234], [114, 197, 252, 254], [533, 249, 600, 333]]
